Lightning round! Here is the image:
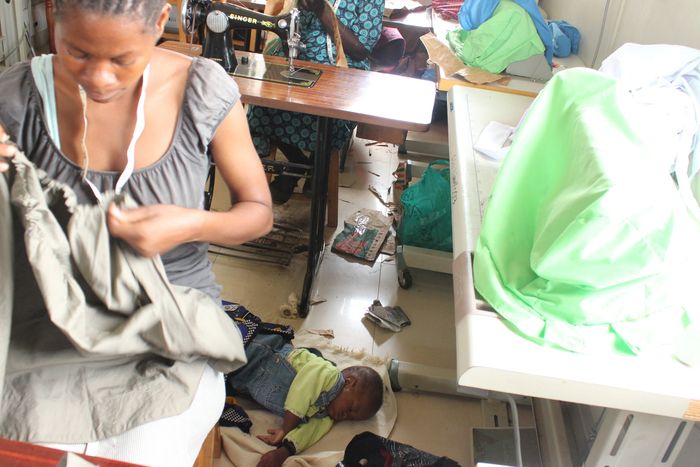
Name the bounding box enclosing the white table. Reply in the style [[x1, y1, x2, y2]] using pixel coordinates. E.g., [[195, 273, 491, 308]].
[[447, 85, 700, 422]]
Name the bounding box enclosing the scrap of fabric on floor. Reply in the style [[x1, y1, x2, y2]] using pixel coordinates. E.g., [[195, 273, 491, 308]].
[[215, 330, 397, 467]]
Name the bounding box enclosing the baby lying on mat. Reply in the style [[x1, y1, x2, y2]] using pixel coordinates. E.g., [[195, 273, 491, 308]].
[[226, 332, 384, 467]]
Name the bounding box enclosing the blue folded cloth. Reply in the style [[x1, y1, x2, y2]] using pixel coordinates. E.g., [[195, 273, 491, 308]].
[[513, 0, 553, 65], [458, 0, 499, 31], [549, 20, 580, 57]]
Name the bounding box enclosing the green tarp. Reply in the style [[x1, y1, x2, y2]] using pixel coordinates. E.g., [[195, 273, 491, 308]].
[[473, 68, 700, 365]]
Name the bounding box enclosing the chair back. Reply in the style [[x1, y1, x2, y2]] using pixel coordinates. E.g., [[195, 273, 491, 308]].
[[369, 27, 406, 73]]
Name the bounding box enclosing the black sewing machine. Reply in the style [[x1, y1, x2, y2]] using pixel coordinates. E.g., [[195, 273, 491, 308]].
[[181, 0, 321, 86]]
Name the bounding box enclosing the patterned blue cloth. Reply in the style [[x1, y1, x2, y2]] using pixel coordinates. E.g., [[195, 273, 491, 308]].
[[247, 0, 385, 156], [221, 301, 295, 345]]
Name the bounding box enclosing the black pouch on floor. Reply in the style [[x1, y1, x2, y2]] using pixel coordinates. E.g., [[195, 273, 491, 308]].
[[340, 431, 461, 467], [219, 401, 253, 433]]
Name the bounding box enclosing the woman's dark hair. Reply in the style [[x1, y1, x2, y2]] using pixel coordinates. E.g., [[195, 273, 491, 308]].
[[54, 0, 167, 28]]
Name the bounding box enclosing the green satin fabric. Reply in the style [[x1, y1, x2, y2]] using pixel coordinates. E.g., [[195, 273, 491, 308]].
[[473, 68, 700, 365]]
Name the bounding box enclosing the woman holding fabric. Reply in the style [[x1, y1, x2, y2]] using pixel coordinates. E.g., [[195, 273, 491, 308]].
[[0, 0, 272, 465], [248, 0, 385, 203]]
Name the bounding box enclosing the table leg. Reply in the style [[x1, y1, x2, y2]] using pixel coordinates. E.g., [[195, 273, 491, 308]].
[[298, 116, 332, 317]]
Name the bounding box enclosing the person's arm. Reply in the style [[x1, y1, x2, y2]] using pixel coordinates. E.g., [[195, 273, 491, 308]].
[[298, 0, 370, 61], [256, 417, 333, 466], [283, 416, 334, 452], [257, 410, 302, 445], [107, 100, 273, 257], [257, 444, 294, 467]]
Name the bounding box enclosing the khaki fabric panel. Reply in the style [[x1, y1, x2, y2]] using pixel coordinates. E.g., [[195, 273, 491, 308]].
[[0, 151, 246, 443], [0, 173, 12, 406]]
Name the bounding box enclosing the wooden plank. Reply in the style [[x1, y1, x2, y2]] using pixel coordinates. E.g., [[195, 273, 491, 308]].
[[158, 42, 436, 132], [0, 438, 144, 466]]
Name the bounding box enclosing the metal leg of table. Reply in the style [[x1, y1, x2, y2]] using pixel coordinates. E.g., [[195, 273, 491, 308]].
[[298, 116, 332, 317]]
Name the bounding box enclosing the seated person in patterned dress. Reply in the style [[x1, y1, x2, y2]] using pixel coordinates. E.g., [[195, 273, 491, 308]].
[[247, 0, 385, 203], [227, 333, 384, 467]]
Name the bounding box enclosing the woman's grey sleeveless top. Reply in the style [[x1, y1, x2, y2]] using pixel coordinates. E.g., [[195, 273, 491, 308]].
[[0, 56, 240, 301]]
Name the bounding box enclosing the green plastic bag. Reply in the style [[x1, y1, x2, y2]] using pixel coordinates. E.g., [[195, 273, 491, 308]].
[[473, 68, 700, 365], [398, 160, 452, 252]]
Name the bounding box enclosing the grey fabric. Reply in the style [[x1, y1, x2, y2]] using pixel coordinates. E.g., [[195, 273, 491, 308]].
[[0, 172, 12, 397], [0, 56, 240, 301], [0, 152, 246, 443]]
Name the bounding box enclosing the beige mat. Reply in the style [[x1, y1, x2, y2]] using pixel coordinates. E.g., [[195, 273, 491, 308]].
[[215, 331, 397, 466]]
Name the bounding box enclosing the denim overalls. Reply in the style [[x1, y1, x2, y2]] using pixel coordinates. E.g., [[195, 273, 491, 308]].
[[228, 334, 344, 419]]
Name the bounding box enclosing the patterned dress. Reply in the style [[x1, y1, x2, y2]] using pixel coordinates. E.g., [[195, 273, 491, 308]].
[[247, 0, 385, 156]]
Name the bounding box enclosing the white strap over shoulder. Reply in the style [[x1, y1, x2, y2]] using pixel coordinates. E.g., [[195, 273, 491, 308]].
[[78, 64, 151, 203]]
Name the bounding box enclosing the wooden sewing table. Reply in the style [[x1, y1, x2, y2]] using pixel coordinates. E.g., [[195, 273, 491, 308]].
[[159, 42, 435, 316], [0, 437, 144, 466]]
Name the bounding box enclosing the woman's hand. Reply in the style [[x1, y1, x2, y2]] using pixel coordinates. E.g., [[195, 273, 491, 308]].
[[0, 127, 17, 173], [107, 203, 202, 257], [257, 428, 286, 446], [257, 447, 291, 467], [297, 0, 371, 61], [298, 0, 324, 15]]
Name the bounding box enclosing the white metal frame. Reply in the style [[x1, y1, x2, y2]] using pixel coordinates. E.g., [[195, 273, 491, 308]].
[[448, 84, 700, 421]]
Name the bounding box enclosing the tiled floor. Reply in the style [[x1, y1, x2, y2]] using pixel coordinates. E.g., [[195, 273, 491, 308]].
[[208, 135, 533, 465]]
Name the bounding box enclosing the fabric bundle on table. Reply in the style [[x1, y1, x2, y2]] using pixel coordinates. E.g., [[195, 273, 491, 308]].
[[448, 0, 546, 73], [451, 0, 553, 71]]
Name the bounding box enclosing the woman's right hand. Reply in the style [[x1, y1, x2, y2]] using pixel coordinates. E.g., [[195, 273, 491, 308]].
[[0, 126, 17, 173]]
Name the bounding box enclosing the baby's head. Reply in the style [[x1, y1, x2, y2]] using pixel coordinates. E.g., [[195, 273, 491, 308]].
[[326, 366, 383, 422]]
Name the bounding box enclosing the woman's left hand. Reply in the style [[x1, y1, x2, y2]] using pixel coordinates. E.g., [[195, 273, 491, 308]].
[[107, 203, 201, 257]]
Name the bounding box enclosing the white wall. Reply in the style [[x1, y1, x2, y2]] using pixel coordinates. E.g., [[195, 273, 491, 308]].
[[597, 0, 700, 67], [32, 0, 50, 54], [0, 0, 46, 69], [538, 0, 700, 68]]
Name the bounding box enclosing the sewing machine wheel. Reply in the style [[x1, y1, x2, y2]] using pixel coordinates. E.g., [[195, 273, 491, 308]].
[[182, 0, 209, 36]]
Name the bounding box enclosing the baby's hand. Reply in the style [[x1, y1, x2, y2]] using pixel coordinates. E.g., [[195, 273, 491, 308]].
[[257, 428, 285, 446], [0, 130, 17, 173]]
